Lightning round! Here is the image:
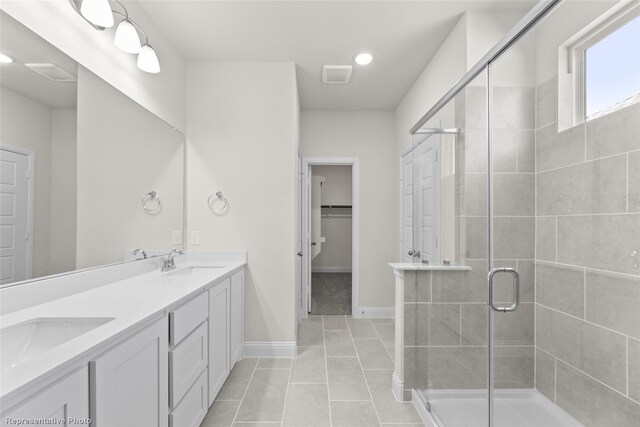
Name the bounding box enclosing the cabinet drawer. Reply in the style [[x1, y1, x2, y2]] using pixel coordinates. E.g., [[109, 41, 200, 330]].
[[170, 292, 207, 346], [169, 321, 208, 409], [169, 369, 208, 427]]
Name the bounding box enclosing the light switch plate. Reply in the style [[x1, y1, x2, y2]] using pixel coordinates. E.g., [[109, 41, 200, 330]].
[[190, 231, 200, 245], [172, 231, 183, 245]]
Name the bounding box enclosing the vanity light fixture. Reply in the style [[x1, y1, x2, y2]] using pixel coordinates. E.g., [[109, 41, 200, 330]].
[[137, 44, 160, 74], [354, 51, 374, 65], [0, 53, 13, 64], [114, 19, 141, 54], [80, 0, 114, 28], [69, 0, 160, 73]]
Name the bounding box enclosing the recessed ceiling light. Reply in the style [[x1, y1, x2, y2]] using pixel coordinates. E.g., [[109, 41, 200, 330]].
[[354, 51, 374, 66], [0, 53, 13, 64]]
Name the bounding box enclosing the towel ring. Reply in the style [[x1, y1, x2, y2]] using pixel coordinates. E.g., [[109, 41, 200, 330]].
[[208, 191, 228, 214], [142, 191, 162, 213]]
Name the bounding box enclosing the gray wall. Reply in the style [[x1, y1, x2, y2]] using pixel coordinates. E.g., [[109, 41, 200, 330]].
[[533, 76, 640, 425]]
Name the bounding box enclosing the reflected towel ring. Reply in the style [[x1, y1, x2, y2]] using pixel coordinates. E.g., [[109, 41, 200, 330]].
[[208, 191, 228, 214], [142, 191, 162, 213]]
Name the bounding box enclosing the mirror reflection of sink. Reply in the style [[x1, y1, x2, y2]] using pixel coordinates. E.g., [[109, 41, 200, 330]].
[[164, 266, 225, 276], [1, 317, 115, 373]]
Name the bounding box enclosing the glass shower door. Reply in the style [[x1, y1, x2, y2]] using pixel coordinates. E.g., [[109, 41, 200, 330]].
[[412, 69, 492, 427], [486, 38, 538, 425]]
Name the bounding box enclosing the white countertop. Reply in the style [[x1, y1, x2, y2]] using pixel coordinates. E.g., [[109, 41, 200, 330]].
[[0, 259, 245, 402], [388, 262, 472, 271]]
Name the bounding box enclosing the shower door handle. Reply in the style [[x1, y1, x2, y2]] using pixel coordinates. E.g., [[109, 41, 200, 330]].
[[487, 267, 520, 313]]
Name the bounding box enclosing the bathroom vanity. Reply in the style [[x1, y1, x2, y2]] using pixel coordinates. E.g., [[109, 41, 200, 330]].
[[0, 252, 246, 427]]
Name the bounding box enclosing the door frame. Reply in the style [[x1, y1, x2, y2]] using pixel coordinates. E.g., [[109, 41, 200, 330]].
[[1, 144, 36, 281], [300, 157, 359, 318]]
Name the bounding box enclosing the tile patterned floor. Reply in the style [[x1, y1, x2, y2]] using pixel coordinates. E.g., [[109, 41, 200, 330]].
[[310, 274, 352, 315], [202, 315, 425, 427]]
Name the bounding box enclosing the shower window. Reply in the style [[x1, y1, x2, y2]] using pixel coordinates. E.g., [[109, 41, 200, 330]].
[[563, 3, 640, 124]]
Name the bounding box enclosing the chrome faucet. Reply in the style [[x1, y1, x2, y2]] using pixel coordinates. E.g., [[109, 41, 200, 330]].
[[161, 249, 184, 272], [132, 248, 148, 260]]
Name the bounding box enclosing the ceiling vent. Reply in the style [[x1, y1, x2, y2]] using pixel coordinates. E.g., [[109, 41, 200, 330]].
[[24, 63, 77, 82], [322, 65, 352, 84]]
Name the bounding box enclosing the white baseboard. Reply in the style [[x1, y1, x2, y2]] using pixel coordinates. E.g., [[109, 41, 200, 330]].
[[355, 307, 395, 318], [392, 372, 405, 401], [243, 342, 297, 358], [311, 267, 352, 273], [412, 389, 439, 427]]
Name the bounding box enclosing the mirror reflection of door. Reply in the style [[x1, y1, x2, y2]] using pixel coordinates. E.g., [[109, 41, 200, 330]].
[[0, 147, 32, 284]]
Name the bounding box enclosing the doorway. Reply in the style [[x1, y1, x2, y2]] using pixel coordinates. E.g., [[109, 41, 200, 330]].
[[300, 158, 359, 318]]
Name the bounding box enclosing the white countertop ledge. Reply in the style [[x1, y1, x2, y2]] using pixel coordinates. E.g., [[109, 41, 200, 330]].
[[388, 262, 472, 271], [0, 256, 246, 403]]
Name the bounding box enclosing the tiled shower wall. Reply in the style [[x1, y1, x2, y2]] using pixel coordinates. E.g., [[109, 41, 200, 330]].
[[533, 76, 640, 424]]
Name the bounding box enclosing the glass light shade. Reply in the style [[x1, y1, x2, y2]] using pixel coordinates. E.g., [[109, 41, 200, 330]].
[[80, 0, 114, 28], [115, 20, 141, 53], [0, 53, 13, 64], [137, 44, 160, 73]]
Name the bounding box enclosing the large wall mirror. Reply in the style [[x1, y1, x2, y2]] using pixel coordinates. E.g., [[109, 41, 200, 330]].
[[0, 11, 184, 286]]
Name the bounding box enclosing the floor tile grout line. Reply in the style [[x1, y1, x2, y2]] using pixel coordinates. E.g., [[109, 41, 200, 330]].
[[347, 317, 384, 426], [230, 359, 259, 426], [323, 315, 334, 427], [279, 357, 294, 425], [372, 321, 395, 363]]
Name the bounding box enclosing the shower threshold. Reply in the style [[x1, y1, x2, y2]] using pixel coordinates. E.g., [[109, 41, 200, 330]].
[[414, 388, 584, 427]]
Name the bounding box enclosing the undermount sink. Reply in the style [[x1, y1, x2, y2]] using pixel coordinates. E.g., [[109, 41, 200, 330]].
[[164, 266, 225, 276], [1, 317, 115, 373]]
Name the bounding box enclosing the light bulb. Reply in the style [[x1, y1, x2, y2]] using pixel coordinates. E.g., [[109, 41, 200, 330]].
[[137, 44, 160, 73], [115, 20, 141, 53], [354, 52, 374, 66], [80, 0, 114, 28]]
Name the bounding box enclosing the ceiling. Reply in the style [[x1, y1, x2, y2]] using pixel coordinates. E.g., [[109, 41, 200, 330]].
[[137, 0, 533, 110], [0, 11, 78, 108]]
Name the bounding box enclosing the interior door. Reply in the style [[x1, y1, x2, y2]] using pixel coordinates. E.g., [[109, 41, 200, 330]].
[[413, 135, 441, 264], [400, 152, 414, 263], [0, 148, 30, 284]]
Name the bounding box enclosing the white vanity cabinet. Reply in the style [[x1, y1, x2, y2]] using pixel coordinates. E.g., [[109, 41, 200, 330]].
[[0, 265, 246, 426], [208, 277, 230, 406], [0, 368, 89, 427], [90, 317, 168, 427]]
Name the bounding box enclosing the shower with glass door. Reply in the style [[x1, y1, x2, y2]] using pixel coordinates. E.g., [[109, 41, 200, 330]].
[[403, 1, 640, 426]]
